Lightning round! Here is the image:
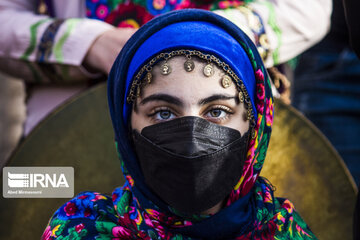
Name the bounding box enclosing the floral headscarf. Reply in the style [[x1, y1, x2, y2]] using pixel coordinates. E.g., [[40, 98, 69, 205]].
[[43, 10, 316, 240]]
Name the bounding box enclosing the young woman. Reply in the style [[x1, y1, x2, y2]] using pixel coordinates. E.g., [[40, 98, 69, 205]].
[[42, 10, 316, 239]]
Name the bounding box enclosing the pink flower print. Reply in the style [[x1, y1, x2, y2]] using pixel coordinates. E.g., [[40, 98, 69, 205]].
[[218, 1, 230, 9], [112, 226, 133, 239], [256, 83, 265, 115], [126, 175, 135, 187], [255, 69, 264, 81], [174, 0, 196, 10], [91, 194, 107, 202], [282, 199, 294, 214], [112, 193, 118, 202], [143, 213, 170, 239], [238, 164, 256, 197], [256, 83, 265, 101], [96, 5, 109, 20], [75, 223, 85, 233], [256, 221, 276, 239], [41, 226, 51, 240], [296, 224, 311, 237], [265, 98, 273, 127], [105, 3, 153, 28], [155, 224, 169, 239], [78, 194, 89, 200], [264, 191, 272, 203], [115, 214, 151, 240], [143, 213, 155, 228], [256, 101, 264, 115], [64, 202, 78, 216]]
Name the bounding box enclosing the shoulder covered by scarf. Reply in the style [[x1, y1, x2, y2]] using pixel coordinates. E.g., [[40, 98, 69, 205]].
[[42, 10, 317, 240]]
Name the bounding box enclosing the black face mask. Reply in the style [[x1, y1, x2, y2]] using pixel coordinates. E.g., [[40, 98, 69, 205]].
[[132, 116, 249, 214]]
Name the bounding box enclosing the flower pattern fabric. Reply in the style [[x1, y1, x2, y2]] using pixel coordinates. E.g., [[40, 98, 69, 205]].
[[85, 0, 269, 57], [42, 181, 316, 239]]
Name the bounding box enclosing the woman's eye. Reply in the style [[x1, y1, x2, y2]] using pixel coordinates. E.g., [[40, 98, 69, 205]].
[[154, 110, 175, 120], [207, 109, 227, 118], [204, 106, 234, 123]]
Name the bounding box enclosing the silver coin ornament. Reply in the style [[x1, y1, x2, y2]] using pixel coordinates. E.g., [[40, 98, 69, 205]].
[[221, 75, 232, 88], [161, 62, 172, 75], [184, 60, 195, 72], [203, 64, 214, 77]]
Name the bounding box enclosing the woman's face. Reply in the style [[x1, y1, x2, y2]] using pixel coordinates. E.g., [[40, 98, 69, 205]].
[[131, 56, 250, 135]]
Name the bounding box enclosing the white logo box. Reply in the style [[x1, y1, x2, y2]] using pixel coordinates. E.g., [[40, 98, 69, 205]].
[[3, 167, 74, 198]]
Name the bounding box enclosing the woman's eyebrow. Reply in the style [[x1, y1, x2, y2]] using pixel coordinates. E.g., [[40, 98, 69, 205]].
[[140, 93, 184, 106], [198, 94, 237, 105]]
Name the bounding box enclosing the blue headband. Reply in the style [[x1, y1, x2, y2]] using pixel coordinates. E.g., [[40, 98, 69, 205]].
[[122, 20, 257, 124]]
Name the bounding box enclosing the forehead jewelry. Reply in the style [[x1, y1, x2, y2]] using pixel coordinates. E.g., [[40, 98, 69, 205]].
[[136, 84, 141, 97], [145, 66, 153, 84], [203, 63, 214, 77], [160, 60, 171, 75], [184, 55, 195, 72], [127, 50, 256, 137], [145, 71, 152, 84], [238, 91, 244, 103], [221, 75, 232, 88]]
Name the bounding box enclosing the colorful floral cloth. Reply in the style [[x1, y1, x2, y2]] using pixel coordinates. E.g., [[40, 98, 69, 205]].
[[86, 0, 252, 26], [42, 180, 315, 239], [42, 10, 317, 240], [85, 0, 269, 60]]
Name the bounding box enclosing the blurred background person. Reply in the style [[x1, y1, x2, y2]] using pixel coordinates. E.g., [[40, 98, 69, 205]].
[[341, 0, 360, 237], [0, 0, 331, 166], [292, 0, 360, 184]]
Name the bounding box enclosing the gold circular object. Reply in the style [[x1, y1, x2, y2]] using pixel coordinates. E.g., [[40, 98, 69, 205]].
[[221, 75, 232, 88], [238, 91, 244, 103], [146, 72, 152, 84], [184, 60, 195, 72], [203, 64, 214, 77], [161, 62, 171, 75], [1, 84, 356, 240]]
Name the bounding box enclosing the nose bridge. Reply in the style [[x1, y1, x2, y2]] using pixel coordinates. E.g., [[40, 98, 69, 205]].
[[181, 94, 202, 118]]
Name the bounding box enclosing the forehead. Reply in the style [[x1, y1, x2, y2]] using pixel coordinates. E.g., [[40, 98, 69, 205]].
[[140, 56, 238, 100]]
